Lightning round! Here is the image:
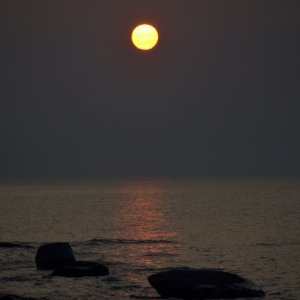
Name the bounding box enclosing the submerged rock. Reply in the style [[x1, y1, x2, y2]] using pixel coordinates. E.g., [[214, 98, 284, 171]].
[[0, 295, 37, 300], [148, 268, 265, 299], [0, 242, 26, 248], [52, 261, 109, 277], [35, 242, 75, 270]]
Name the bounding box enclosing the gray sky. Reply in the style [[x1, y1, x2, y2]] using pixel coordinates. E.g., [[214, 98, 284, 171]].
[[1, 0, 300, 178]]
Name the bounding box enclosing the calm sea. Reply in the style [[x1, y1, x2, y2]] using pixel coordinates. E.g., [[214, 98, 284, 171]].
[[0, 177, 299, 299]]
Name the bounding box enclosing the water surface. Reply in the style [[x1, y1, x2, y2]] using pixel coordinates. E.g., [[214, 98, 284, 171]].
[[0, 177, 299, 299]]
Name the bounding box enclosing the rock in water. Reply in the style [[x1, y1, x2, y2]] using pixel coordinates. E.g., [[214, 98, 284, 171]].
[[0, 242, 25, 248], [0, 295, 37, 300], [148, 268, 265, 299], [35, 243, 75, 270], [52, 261, 109, 277]]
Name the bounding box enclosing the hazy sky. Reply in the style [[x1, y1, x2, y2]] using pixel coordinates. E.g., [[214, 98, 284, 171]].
[[1, 0, 300, 178]]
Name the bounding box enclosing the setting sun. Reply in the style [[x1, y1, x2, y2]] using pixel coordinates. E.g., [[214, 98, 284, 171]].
[[131, 24, 159, 51]]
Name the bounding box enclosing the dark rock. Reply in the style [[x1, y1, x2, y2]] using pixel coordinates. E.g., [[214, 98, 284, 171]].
[[0, 295, 37, 300], [52, 261, 109, 277], [148, 268, 265, 299], [0, 242, 24, 248], [35, 242, 75, 270]]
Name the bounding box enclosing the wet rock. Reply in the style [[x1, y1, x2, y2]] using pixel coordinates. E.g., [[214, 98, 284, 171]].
[[0, 242, 24, 248], [35, 242, 75, 270], [0, 295, 37, 300], [52, 261, 109, 277], [148, 268, 265, 299]]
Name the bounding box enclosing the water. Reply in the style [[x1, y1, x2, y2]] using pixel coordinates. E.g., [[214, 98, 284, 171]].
[[0, 177, 299, 299]]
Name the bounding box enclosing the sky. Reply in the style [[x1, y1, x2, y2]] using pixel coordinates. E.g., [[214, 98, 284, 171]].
[[1, 0, 300, 178]]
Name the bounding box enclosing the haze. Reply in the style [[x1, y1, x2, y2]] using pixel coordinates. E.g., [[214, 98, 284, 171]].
[[1, 0, 300, 178]]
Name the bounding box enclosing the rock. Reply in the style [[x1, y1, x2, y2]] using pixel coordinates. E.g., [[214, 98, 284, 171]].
[[35, 242, 109, 277], [148, 268, 265, 299], [0, 242, 25, 248], [52, 261, 109, 277], [35, 242, 75, 270], [0, 295, 37, 300]]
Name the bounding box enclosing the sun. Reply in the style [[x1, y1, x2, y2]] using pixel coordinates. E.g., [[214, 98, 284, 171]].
[[131, 24, 159, 51]]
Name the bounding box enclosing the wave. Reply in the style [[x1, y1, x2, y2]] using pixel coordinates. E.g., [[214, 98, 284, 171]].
[[256, 240, 300, 247], [0, 239, 177, 249], [83, 238, 177, 245]]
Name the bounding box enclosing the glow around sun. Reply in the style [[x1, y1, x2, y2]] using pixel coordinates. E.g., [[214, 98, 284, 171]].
[[131, 24, 159, 51]]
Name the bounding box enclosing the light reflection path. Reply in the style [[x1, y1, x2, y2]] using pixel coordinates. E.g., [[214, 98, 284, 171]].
[[114, 179, 179, 270]]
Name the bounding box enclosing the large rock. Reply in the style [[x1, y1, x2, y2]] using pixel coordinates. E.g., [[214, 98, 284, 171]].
[[52, 261, 109, 277], [148, 268, 265, 299], [35, 243, 75, 270]]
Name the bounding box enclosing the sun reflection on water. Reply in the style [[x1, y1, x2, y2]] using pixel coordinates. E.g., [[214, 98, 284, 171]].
[[114, 179, 179, 269]]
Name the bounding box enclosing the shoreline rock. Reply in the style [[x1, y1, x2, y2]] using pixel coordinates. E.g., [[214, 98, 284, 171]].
[[35, 242, 109, 277], [35, 242, 75, 270], [148, 268, 265, 299]]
